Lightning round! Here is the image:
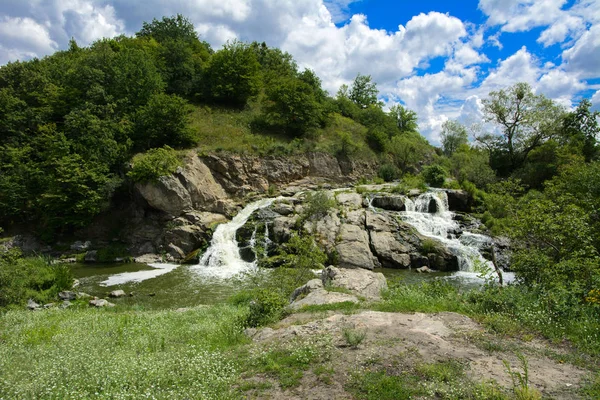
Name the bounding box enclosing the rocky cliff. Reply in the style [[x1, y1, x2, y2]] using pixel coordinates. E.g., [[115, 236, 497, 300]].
[[95, 151, 378, 260]]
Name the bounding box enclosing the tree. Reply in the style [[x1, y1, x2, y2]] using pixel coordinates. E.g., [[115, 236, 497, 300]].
[[561, 99, 599, 162], [349, 73, 380, 109], [389, 104, 418, 134], [262, 76, 323, 136], [481, 82, 564, 173], [204, 41, 262, 106], [388, 134, 430, 173], [137, 14, 199, 44], [440, 120, 468, 156], [133, 93, 194, 150]]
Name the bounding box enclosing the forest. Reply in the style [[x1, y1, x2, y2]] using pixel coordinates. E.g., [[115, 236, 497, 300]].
[[1, 14, 600, 399]]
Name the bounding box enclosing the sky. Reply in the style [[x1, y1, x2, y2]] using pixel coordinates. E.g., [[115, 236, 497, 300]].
[[0, 0, 599, 144]]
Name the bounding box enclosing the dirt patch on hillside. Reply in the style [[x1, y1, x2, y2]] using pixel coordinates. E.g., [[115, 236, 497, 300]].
[[243, 311, 588, 399]]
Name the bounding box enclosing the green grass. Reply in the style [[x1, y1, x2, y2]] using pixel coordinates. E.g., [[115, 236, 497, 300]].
[[0, 306, 247, 399], [346, 360, 508, 400], [188, 105, 378, 161], [239, 335, 333, 389]]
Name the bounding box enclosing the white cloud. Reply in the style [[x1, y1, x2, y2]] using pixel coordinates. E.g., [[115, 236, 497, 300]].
[[0, 0, 596, 144], [0, 17, 57, 63], [591, 90, 600, 111], [563, 25, 600, 78]]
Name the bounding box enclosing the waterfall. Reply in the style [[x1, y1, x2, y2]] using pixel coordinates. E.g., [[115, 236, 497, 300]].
[[192, 197, 276, 278], [399, 191, 494, 273]]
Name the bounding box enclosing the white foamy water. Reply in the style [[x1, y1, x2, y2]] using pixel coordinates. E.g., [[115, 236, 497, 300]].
[[399, 191, 496, 273], [100, 263, 179, 286], [191, 197, 277, 279]]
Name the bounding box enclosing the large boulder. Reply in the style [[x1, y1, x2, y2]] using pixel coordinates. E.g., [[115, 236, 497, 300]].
[[371, 195, 407, 211], [304, 211, 341, 251], [445, 189, 473, 212], [335, 224, 375, 270], [369, 231, 412, 268], [177, 157, 228, 211], [335, 192, 363, 209], [164, 224, 205, 255], [135, 175, 192, 216], [322, 266, 387, 300]]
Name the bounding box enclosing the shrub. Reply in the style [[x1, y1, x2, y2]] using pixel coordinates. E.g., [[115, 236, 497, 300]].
[[378, 164, 400, 182], [0, 248, 73, 307], [422, 165, 447, 187], [301, 191, 336, 221], [127, 146, 183, 183]]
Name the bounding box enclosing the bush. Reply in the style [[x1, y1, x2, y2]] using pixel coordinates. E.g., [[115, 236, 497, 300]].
[[422, 165, 447, 187], [236, 288, 288, 328], [0, 248, 73, 307], [378, 164, 400, 182], [127, 146, 183, 183], [301, 191, 336, 221]]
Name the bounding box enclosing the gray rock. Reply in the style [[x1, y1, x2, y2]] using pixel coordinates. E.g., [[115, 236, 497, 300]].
[[43, 303, 55, 309], [176, 156, 228, 212], [370, 231, 412, 268], [166, 243, 185, 259], [109, 290, 127, 298], [83, 250, 98, 263], [272, 216, 297, 243], [134, 254, 163, 264], [27, 299, 41, 310], [70, 240, 91, 251], [445, 189, 472, 212], [290, 278, 324, 302], [135, 175, 192, 216], [58, 291, 77, 301], [371, 195, 406, 211], [164, 224, 204, 255], [61, 301, 72, 308], [336, 192, 363, 209], [335, 224, 375, 270], [304, 211, 341, 251], [321, 266, 387, 300], [416, 266, 432, 273], [89, 299, 115, 308], [77, 292, 92, 300], [272, 203, 295, 216], [289, 290, 359, 310]]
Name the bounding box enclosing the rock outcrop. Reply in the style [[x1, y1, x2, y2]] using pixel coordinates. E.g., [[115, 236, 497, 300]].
[[289, 266, 387, 309]]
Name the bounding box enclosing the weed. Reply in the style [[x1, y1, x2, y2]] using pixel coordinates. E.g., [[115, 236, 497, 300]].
[[342, 326, 367, 349], [503, 353, 542, 400]]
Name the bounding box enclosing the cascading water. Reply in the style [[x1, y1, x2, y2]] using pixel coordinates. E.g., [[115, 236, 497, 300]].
[[192, 197, 276, 278], [399, 191, 495, 273]]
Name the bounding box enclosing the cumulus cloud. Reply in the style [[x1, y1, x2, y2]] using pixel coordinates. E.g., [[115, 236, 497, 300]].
[[563, 25, 600, 78], [0, 17, 57, 63], [0, 0, 596, 143]]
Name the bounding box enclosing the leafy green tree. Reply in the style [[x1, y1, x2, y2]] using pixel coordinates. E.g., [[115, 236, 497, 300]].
[[134, 93, 194, 150], [480, 82, 564, 174], [109, 47, 165, 108], [204, 41, 262, 106], [449, 145, 496, 188], [263, 76, 323, 136], [38, 155, 117, 231], [561, 99, 599, 162], [388, 134, 430, 173], [389, 104, 418, 134], [250, 41, 298, 85], [440, 120, 468, 156], [422, 165, 447, 187], [349, 73, 380, 109], [137, 14, 199, 44], [136, 15, 211, 96]]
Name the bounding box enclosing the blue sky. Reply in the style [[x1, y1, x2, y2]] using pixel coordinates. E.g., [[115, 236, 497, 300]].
[[0, 0, 598, 143]]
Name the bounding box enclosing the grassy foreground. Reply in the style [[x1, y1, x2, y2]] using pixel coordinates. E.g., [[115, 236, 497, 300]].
[[2, 278, 600, 399]]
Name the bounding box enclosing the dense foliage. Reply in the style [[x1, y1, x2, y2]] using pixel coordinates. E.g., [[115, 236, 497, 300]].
[[0, 14, 434, 236]]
